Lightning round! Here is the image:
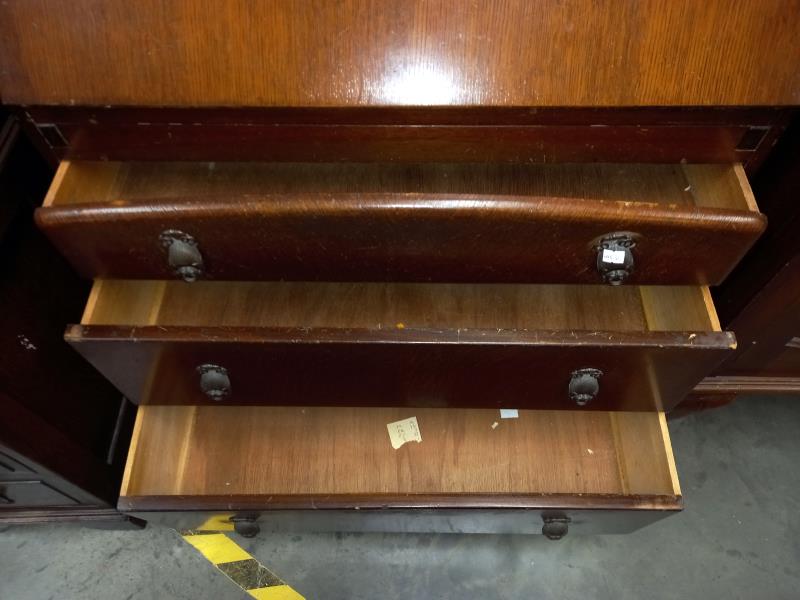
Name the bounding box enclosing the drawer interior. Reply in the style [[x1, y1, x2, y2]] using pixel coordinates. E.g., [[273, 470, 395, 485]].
[[83, 279, 721, 333], [45, 161, 757, 213], [119, 405, 681, 511]]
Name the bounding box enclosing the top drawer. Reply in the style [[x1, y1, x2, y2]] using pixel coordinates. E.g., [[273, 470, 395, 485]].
[[36, 161, 764, 285]]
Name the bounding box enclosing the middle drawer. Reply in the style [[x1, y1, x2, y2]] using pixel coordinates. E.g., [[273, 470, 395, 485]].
[[66, 280, 734, 411]]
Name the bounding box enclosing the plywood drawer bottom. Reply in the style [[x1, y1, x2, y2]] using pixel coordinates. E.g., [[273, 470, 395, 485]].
[[119, 405, 681, 537]]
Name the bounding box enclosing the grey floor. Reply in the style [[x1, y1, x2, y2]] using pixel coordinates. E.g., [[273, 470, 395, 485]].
[[1, 395, 799, 600]]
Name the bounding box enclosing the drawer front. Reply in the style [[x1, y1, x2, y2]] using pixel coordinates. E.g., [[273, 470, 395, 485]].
[[38, 195, 764, 285], [118, 406, 682, 537], [72, 280, 732, 411], [67, 325, 733, 411], [123, 507, 676, 537], [0, 481, 78, 507], [36, 161, 765, 285]]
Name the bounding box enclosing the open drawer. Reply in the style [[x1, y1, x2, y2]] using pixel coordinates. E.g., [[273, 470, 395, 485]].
[[37, 161, 764, 285], [119, 405, 682, 537], [66, 279, 734, 411]]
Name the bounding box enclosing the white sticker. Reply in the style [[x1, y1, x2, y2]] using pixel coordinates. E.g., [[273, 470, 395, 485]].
[[601, 249, 626, 265], [499, 408, 519, 419], [386, 416, 422, 449]]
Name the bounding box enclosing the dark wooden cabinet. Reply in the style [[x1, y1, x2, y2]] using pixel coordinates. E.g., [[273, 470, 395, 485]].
[[692, 114, 800, 399], [1, 1, 799, 536], [0, 112, 137, 526]]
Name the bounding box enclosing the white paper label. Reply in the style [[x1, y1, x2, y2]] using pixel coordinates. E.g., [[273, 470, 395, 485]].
[[499, 408, 519, 419], [601, 249, 626, 265], [386, 416, 422, 449]]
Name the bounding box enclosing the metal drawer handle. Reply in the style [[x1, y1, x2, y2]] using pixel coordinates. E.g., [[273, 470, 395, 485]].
[[542, 516, 570, 540], [197, 364, 231, 401], [569, 368, 603, 407], [160, 229, 204, 282], [595, 232, 637, 285]]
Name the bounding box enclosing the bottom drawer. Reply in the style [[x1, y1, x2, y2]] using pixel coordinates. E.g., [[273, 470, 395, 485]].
[[120, 405, 681, 537]]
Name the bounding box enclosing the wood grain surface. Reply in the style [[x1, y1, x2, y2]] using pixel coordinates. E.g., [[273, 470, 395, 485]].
[[83, 280, 716, 332], [120, 405, 679, 507], [37, 161, 765, 285], [2, 1, 799, 106], [19, 106, 792, 169]]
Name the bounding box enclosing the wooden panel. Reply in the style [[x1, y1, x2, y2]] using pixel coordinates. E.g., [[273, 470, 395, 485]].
[[83, 279, 717, 333], [85, 280, 655, 331], [639, 286, 722, 332], [19, 106, 792, 169], [681, 164, 757, 211], [714, 255, 800, 376], [0, 113, 125, 508], [2, 1, 799, 106], [65, 325, 733, 411], [36, 161, 766, 285], [46, 162, 705, 206], [119, 405, 680, 511], [714, 115, 800, 326], [0, 393, 119, 506], [66, 280, 734, 411], [693, 376, 800, 395], [122, 507, 676, 536], [0, 508, 144, 528], [42, 161, 123, 207], [706, 119, 800, 395]]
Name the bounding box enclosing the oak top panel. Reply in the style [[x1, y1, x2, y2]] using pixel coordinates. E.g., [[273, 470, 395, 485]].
[[2, 1, 798, 107]]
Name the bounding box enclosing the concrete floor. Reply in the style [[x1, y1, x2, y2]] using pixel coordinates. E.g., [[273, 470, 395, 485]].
[[1, 395, 799, 600]]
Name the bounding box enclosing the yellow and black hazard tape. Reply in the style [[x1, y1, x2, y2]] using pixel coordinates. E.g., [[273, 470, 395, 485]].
[[180, 529, 305, 600]]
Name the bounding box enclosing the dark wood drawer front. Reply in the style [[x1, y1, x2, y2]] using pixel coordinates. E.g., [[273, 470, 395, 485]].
[[70, 280, 732, 411], [68, 325, 732, 411], [124, 507, 675, 537], [37, 162, 765, 285], [0, 481, 78, 507]]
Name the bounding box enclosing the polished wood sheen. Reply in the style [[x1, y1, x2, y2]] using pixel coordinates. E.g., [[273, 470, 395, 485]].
[[119, 405, 681, 516], [37, 161, 765, 285], [1, 1, 799, 106], [19, 106, 791, 171], [66, 280, 734, 411]]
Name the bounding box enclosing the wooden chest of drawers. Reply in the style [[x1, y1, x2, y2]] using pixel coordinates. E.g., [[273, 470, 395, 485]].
[[2, 0, 799, 536], [37, 159, 751, 416], [31, 156, 755, 536]]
